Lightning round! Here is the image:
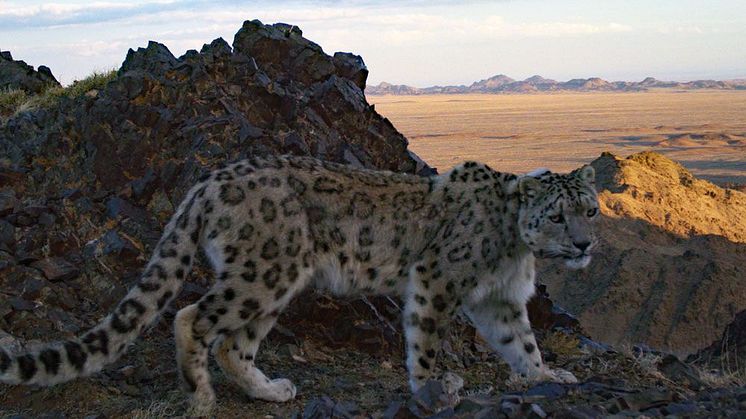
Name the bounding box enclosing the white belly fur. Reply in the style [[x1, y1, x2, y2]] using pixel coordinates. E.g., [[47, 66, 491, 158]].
[[468, 253, 536, 306]]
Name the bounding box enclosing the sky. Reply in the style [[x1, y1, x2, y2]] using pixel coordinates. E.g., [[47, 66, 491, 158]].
[[1, 0, 745, 86]]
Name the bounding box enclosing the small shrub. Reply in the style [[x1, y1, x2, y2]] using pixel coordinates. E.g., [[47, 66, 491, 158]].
[[13, 69, 117, 115], [0, 88, 28, 118], [63, 69, 118, 99], [15, 85, 64, 113]]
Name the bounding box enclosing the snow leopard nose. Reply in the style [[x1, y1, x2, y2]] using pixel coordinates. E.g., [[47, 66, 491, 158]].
[[573, 241, 590, 252]]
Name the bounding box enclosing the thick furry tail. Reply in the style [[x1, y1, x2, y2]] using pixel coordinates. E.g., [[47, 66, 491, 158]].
[[0, 182, 208, 386]]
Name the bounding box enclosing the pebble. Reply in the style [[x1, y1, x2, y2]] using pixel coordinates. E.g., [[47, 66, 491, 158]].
[[524, 382, 568, 400], [30, 257, 80, 282], [530, 403, 547, 418], [0, 189, 17, 216], [0, 219, 15, 245]]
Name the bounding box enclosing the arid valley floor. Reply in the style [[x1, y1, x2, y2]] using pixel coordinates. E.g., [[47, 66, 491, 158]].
[[368, 90, 746, 187]]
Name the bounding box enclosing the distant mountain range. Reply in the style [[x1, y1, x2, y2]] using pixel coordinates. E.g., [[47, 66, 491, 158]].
[[366, 74, 746, 95]]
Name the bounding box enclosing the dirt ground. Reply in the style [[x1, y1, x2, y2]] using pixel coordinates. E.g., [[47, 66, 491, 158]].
[[368, 90, 746, 185], [0, 307, 552, 418], [5, 313, 733, 418]]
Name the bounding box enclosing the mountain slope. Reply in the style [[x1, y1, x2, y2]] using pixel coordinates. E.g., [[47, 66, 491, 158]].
[[539, 152, 746, 354], [468, 74, 515, 92]]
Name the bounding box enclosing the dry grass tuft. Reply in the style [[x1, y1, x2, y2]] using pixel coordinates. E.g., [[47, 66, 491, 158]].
[[3, 69, 117, 118], [615, 344, 667, 381], [0, 88, 27, 121], [696, 366, 746, 388], [633, 351, 663, 375], [129, 390, 184, 419], [542, 331, 582, 357]]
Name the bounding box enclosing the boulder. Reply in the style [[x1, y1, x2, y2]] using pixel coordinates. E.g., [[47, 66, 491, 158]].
[[0, 51, 60, 94], [30, 257, 80, 282], [689, 310, 746, 374]]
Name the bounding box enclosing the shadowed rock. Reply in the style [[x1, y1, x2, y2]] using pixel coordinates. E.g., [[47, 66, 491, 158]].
[[689, 309, 746, 375], [0, 51, 60, 94], [539, 151, 746, 354], [0, 19, 432, 342]]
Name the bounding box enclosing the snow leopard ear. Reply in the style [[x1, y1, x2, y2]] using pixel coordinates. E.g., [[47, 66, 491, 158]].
[[518, 176, 543, 199], [573, 165, 595, 184]]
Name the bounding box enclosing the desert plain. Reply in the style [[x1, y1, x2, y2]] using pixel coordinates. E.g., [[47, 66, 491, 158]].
[[368, 90, 746, 186]]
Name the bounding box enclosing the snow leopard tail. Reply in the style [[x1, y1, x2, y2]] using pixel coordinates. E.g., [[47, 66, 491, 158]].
[[0, 182, 209, 386]]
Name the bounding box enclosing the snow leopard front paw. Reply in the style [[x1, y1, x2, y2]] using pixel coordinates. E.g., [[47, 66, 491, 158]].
[[543, 367, 578, 383], [507, 366, 577, 389], [250, 378, 297, 402]]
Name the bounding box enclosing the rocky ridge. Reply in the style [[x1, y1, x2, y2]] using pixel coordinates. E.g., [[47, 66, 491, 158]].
[[0, 19, 431, 345], [367, 74, 746, 95], [0, 20, 744, 418]]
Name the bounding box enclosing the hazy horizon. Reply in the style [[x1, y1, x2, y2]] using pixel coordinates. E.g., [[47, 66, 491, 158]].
[[1, 0, 745, 86], [368, 73, 746, 88]]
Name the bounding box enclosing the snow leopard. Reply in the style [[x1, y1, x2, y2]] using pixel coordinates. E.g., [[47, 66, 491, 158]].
[[0, 155, 599, 413]]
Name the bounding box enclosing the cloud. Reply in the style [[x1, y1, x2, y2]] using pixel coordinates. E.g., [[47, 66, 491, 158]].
[[154, 8, 633, 47], [0, 0, 628, 38], [265, 12, 634, 48], [656, 25, 706, 35], [0, 0, 642, 85], [511, 21, 633, 37], [0, 1, 201, 29]]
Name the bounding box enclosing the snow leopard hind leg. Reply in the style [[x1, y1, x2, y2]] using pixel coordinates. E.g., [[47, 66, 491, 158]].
[[214, 316, 296, 402]]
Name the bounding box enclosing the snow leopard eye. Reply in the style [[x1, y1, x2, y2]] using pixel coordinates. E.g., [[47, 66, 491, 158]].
[[586, 208, 598, 218], [549, 214, 564, 224]]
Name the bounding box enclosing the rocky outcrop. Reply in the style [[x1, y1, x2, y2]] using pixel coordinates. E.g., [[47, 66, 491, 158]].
[[689, 310, 746, 374], [0, 51, 59, 94], [592, 152, 746, 242], [539, 152, 746, 354], [0, 20, 431, 342]]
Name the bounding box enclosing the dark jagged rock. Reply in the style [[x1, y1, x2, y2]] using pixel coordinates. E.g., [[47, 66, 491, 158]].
[[657, 354, 705, 390], [689, 309, 746, 374], [522, 382, 568, 399], [527, 283, 582, 333], [298, 396, 361, 419], [0, 20, 431, 341], [0, 51, 60, 94], [375, 369, 746, 419], [29, 257, 80, 282], [333, 52, 368, 90], [0, 219, 14, 245], [0, 190, 17, 217]]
